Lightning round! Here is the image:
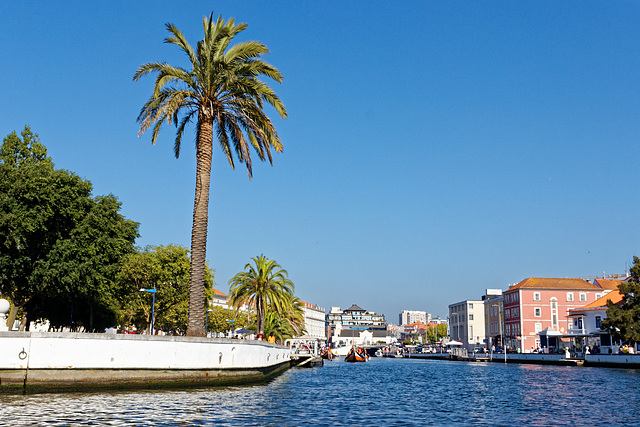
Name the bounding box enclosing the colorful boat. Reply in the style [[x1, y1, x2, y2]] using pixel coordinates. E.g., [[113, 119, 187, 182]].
[[345, 346, 368, 363], [320, 349, 335, 360]]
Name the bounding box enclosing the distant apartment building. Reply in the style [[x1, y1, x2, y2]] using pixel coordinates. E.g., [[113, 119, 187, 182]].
[[399, 310, 431, 326], [483, 289, 504, 349], [448, 299, 485, 351], [300, 301, 326, 339], [326, 304, 388, 347], [503, 277, 611, 353]]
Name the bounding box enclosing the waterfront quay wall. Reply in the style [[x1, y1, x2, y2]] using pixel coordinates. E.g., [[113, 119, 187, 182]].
[[488, 353, 567, 365], [0, 332, 292, 393], [584, 353, 640, 368]]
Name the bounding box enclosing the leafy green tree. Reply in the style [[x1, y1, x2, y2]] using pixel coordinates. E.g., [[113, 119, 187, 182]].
[[264, 310, 294, 344], [280, 293, 306, 337], [116, 244, 215, 334], [0, 126, 50, 167], [228, 255, 294, 337], [0, 127, 139, 331], [602, 256, 640, 344], [426, 324, 448, 343], [134, 13, 287, 337], [205, 306, 249, 335], [30, 195, 139, 331]]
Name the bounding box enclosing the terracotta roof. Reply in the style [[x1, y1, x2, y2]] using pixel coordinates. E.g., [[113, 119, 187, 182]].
[[593, 279, 622, 291], [508, 277, 599, 291], [580, 290, 623, 309], [212, 288, 227, 297]]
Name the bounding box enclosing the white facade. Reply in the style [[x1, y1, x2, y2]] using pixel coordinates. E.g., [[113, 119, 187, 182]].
[[448, 299, 486, 351], [399, 310, 430, 326], [301, 302, 326, 339]]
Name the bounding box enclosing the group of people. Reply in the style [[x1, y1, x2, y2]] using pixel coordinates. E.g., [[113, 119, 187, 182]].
[[619, 344, 636, 354]]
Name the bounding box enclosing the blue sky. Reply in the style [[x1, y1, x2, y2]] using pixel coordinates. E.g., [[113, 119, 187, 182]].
[[2, 2, 639, 319]]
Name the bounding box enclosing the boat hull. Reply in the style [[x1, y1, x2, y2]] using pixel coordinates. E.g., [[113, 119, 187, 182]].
[[344, 348, 368, 363]]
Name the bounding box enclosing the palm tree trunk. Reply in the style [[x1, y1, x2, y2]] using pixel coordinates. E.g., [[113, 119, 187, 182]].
[[186, 118, 213, 337], [257, 300, 265, 337]]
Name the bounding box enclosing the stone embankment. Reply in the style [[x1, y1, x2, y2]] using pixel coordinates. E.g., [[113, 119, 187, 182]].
[[389, 350, 640, 368], [0, 332, 292, 393]]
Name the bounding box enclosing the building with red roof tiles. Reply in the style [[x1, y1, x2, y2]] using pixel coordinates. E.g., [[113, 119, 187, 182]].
[[592, 279, 623, 291], [503, 278, 607, 353], [210, 288, 230, 309], [403, 321, 430, 334], [566, 290, 624, 354]]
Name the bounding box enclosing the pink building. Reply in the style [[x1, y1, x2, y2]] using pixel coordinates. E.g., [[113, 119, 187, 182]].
[[503, 278, 609, 352]]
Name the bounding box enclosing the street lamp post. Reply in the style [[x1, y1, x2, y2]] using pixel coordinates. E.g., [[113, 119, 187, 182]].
[[205, 309, 213, 337], [139, 285, 157, 335]]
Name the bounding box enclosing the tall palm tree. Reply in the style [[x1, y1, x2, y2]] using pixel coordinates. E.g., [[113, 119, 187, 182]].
[[282, 293, 306, 337], [134, 13, 287, 336], [228, 255, 294, 337]]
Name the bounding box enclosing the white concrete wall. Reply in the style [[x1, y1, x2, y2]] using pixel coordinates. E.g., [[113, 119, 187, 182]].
[[585, 354, 640, 366], [0, 332, 291, 370]]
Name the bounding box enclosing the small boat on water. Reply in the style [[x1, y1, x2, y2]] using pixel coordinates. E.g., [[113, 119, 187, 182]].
[[345, 346, 368, 363], [320, 349, 336, 360]]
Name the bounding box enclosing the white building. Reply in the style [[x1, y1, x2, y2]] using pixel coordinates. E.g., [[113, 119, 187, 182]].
[[301, 301, 326, 339], [210, 289, 230, 310], [448, 299, 486, 351], [399, 310, 431, 326]]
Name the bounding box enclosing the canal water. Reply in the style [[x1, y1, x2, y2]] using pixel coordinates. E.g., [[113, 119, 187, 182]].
[[2, 357, 639, 426]]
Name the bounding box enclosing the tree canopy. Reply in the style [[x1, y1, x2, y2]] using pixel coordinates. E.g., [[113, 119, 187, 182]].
[[602, 256, 640, 344], [0, 126, 139, 331], [116, 244, 215, 334], [228, 255, 295, 337]]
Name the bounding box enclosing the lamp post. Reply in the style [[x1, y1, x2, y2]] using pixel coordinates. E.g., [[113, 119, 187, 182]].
[[140, 285, 157, 335], [205, 309, 213, 337]]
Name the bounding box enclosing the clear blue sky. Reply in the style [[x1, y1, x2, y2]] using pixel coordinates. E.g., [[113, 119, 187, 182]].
[[2, 2, 639, 319]]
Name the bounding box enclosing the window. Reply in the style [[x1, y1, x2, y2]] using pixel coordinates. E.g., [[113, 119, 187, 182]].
[[469, 314, 474, 321], [535, 322, 542, 333], [595, 316, 602, 328], [533, 292, 541, 301], [534, 308, 541, 317], [469, 303, 473, 309], [595, 293, 603, 300], [579, 293, 587, 302], [567, 292, 574, 302]]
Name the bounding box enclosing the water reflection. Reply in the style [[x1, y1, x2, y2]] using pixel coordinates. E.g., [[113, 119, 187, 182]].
[[2, 358, 640, 426]]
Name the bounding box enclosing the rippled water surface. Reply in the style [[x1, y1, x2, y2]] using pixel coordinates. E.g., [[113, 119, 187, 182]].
[[2, 358, 640, 426]]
